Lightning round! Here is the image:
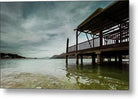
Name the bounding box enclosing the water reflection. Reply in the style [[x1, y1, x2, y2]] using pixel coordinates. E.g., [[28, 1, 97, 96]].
[[65, 63, 129, 89], [97, 65, 101, 75], [1, 59, 128, 89]]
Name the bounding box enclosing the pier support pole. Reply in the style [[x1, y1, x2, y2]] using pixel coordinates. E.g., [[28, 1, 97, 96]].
[[108, 56, 111, 63], [100, 55, 103, 64], [75, 30, 78, 65], [115, 55, 117, 63], [100, 30, 103, 47], [102, 56, 104, 63], [80, 55, 83, 65], [76, 54, 79, 65], [92, 55, 95, 65], [119, 54, 122, 65], [66, 55, 68, 64], [96, 52, 101, 65], [66, 38, 69, 64]]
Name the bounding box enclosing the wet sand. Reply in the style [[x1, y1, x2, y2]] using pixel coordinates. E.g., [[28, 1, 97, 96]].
[[1, 72, 79, 89]]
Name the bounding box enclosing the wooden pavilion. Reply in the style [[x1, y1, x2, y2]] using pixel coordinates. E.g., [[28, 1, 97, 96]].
[[66, 0, 129, 65]]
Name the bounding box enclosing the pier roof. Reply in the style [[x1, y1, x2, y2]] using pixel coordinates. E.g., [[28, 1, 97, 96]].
[[76, 0, 129, 34]]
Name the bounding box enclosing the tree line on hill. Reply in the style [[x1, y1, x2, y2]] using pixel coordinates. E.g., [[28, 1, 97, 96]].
[[0, 53, 26, 59]]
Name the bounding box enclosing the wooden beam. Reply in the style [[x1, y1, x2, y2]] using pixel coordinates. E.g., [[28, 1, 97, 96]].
[[78, 31, 81, 36], [102, 12, 120, 24]]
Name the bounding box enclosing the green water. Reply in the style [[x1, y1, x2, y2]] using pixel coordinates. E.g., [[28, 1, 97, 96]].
[[65, 63, 129, 89], [0, 59, 129, 89]]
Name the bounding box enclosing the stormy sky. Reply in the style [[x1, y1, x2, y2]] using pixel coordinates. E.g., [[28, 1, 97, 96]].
[[0, 1, 113, 58]]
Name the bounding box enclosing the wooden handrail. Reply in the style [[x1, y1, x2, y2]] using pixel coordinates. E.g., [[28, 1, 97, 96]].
[[68, 36, 99, 48]]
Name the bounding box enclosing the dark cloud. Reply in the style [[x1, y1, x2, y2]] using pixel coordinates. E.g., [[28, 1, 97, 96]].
[[0, 1, 113, 57]]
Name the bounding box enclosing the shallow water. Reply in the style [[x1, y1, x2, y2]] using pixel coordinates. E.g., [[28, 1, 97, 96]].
[[0, 59, 129, 89]]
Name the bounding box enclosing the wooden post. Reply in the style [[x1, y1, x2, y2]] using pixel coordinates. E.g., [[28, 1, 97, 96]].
[[92, 54, 95, 65], [66, 55, 68, 64], [66, 38, 69, 64], [115, 55, 117, 63], [96, 52, 101, 65], [93, 34, 94, 48], [76, 30, 78, 64], [103, 55, 105, 63], [100, 55, 103, 64], [76, 54, 79, 65], [120, 23, 122, 43], [76, 30, 78, 52], [81, 55, 83, 65], [119, 54, 122, 65], [109, 56, 111, 63], [116, 40, 118, 44], [108, 56, 111, 63], [100, 30, 103, 47]]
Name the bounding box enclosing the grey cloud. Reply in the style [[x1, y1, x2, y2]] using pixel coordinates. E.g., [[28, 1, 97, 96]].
[[0, 1, 112, 57]]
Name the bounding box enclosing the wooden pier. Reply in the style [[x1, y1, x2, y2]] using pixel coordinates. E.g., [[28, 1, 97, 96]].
[[66, 0, 129, 65]]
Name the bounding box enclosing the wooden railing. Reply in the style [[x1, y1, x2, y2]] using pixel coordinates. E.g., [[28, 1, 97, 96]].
[[68, 20, 129, 53], [68, 37, 100, 52]]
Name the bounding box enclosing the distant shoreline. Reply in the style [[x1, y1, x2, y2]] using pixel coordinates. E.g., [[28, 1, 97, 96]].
[[0, 53, 34, 59]]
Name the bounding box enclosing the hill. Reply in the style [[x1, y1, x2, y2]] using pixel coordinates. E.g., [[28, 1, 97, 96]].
[[0, 53, 26, 59], [50, 53, 66, 59]]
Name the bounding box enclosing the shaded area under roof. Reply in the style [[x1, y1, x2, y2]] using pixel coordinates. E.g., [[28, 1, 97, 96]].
[[76, 0, 129, 34]]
